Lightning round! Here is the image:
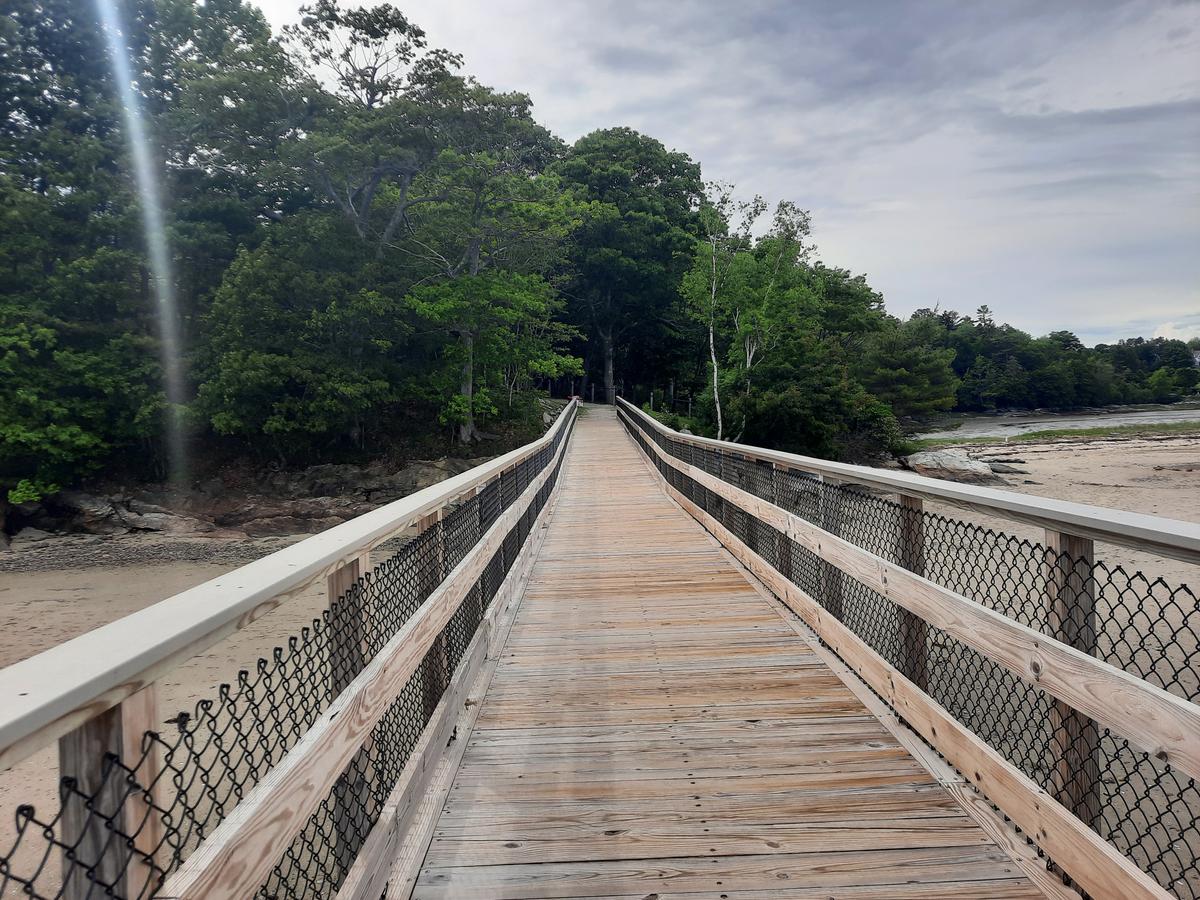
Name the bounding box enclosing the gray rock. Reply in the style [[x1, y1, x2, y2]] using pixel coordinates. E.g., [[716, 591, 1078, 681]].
[[55, 491, 125, 533], [11, 527, 54, 547], [679, 428, 694, 436], [902, 450, 1002, 485], [988, 462, 1029, 474]]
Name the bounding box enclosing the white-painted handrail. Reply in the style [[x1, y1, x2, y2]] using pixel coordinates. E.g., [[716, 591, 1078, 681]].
[[0, 401, 577, 771], [617, 397, 1200, 565]]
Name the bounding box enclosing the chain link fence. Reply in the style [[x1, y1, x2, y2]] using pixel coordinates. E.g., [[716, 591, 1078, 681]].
[[621, 407, 1199, 899], [0, 410, 574, 900]]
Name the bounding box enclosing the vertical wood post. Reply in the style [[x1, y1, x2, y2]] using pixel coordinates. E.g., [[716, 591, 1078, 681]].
[[1045, 529, 1101, 827], [772, 464, 792, 584], [419, 508, 450, 719], [818, 476, 843, 619], [59, 684, 162, 900], [328, 550, 371, 877], [897, 495, 929, 692]]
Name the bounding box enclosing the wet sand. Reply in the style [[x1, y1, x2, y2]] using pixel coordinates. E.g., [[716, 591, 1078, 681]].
[[917, 405, 1200, 440]]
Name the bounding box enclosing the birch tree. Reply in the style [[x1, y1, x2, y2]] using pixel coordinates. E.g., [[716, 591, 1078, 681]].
[[681, 183, 764, 440]]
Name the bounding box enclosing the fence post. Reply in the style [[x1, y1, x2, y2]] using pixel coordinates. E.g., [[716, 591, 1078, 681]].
[[420, 508, 450, 719], [1045, 529, 1101, 827], [59, 684, 162, 900], [818, 476, 843, 619], [328, 549, 370, 877], [772, 464, 792, 584], [897, 495, 929, 692]]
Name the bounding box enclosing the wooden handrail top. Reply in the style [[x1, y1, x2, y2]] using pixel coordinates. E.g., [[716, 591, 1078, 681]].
[[0, 401, 577, 772], [617, 397, 1200, 565]]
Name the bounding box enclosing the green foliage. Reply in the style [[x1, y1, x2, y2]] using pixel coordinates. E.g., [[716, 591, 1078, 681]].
[[855, 324, 959, 420], [554, 128, 703, 402], [3, 0, 1195, 506]]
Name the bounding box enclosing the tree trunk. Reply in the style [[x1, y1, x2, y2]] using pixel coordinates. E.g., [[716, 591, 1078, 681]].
[[708, 241, 724, 440], [600, 325, 616, 405], [457, 330, 480, 444]]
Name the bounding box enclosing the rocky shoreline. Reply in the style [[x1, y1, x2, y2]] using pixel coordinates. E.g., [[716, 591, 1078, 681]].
[[1, 453, 491, 556]]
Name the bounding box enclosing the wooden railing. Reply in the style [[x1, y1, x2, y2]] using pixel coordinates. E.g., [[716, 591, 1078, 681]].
[[0, 400, 577, 900], [618, 397, 1200, 900]]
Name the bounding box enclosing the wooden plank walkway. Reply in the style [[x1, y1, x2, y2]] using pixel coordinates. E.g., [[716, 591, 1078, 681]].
[[409, 407, 1051, 899]]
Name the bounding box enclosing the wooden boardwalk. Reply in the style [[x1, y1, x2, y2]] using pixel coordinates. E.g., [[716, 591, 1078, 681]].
[[409, 407, 1051, 899]]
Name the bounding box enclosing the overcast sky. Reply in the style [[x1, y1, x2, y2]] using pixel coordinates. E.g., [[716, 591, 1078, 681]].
[[256, 0, 1200, 345]]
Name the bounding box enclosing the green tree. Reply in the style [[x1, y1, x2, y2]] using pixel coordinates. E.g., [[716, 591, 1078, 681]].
[[195, 214, 411, 459], [856, 324, 959, 420], [407, 272, 580, 436], [556, 128, 702, 403]]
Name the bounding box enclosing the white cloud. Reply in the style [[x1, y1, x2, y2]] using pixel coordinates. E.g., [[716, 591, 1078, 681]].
[[1153, 320, 1200, 341]]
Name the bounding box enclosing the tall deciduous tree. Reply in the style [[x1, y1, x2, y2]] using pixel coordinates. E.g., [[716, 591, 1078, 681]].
[[556, 128, 702, 404], [680, 183, 764, 440]]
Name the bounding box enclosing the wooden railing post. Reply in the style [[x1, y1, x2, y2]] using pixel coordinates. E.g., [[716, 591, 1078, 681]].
[[328, 550, 371, 877], [818, 475, 844, 619], [1045, 529, 1101, 827], [772, 464, 792, 584], [897, 495, 929, 692], [419, 508, 450, 719], [59, 684, 162, 900]]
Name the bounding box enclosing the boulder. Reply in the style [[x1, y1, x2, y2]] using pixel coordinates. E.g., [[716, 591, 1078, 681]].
[[54, 491, 125, 533], [10, 527, 54, 548], [988, 462, 1029, 474], [902, 450, 1002, 485], [242, 514, 346, 537]]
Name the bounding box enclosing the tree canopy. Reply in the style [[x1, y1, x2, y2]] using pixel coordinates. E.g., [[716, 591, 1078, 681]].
[[2, 0, 1196, 505]]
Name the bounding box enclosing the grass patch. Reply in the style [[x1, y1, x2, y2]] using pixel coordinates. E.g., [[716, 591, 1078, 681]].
[[910, 419, 1200, 450]]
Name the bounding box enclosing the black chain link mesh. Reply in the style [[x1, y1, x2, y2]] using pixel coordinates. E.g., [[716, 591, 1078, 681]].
[[0, 407, 575, 900], [620, 406, 1199, 900]]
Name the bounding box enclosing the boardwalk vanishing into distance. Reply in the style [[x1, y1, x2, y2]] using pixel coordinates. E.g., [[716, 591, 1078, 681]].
[[408, 408, 1055, 899], [1, 400, 1197, 900]]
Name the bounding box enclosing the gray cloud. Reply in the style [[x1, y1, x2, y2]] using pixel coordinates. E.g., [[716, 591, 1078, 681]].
[[254, 0, 1200, 344]]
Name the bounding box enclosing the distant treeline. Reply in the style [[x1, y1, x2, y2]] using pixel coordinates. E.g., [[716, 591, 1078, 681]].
[[2, 0, 1197, 505], [859, 308, 1199, 418]]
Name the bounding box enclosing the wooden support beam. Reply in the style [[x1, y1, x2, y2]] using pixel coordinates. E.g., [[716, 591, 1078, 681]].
[[771, 464, 792, 584], [1045, 529, 1101, 828], [328, 550, 371, 879], [417, 510, 449, 721], [817, 475, 844, 619], [59, 684, 162, 900], [898, 495, 929, 692]]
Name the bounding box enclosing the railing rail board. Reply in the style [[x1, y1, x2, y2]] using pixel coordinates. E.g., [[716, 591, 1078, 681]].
[[161, 418, 573, 899], [0, 402, 577, 773], [617, 397, 1200, 564]]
